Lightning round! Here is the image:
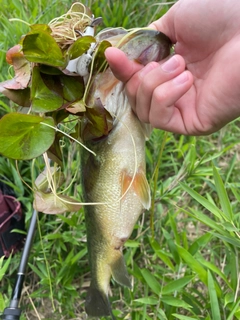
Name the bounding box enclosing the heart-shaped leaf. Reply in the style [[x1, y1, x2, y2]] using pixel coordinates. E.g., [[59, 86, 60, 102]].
[[6, 45, 31, 89], [81, 99, 113, 140], [0, 80, 31, 107], [91, 40, 111, 74], [31, 67, 63, 112], [33, 191, 82, 214], [60, 75, 84, 101], [22, 24, 65, 67], [35, 166, 64, 192], [67, 36, 95, 60], [0, 113, 55, 160]]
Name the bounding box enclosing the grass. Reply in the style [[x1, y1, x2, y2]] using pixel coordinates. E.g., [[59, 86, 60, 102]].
[[1, 0, 240, 319]]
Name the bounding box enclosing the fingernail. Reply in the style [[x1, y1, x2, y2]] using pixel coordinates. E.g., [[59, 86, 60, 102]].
[[173, 71, 189, 85], [161, 56, 179, 72]]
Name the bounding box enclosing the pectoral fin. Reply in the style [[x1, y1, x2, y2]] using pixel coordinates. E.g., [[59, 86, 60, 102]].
[[122, 168, 151, 210]]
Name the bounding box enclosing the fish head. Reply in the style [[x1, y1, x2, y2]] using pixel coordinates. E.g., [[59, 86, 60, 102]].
[[82, 28, 171, 140], [105, 28, 172, 64]]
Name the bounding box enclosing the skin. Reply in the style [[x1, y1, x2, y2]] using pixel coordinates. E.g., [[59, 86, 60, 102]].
[[105, 0, 240, 135]]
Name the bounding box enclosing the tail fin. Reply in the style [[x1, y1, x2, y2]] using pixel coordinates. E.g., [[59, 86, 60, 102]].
[[85, 286, 115, 319]]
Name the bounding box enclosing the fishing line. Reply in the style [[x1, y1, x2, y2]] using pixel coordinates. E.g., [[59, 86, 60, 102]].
[[39, 153, 108, 207], [42, 152, 57, 194], [41, 151, 77, 195], [15, 160, 34, 193], [41, 122, 96, 156], [38, 27, 148, 208], [114, 27, 153, 49], [37, 111, 139, 208], [48, 2, 92, 42]]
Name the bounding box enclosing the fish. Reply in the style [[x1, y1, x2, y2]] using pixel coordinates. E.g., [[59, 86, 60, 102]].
[[81, 28, 172, 319]]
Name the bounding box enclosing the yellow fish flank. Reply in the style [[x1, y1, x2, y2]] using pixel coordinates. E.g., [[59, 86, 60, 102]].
[[81, 29, 172, 319]]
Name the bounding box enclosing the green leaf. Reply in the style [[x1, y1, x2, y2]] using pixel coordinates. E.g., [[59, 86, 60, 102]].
[[224, 292, 234, 307], [28, 262, 46, 279], [156, 309, 168, 320], [44, 233, 62, 240], [162, 276, 194, 295], [31, 67, 63, 112], [150, 239, 175, 271], [177, 245, 208, 285], [181, 207, 224, 234], [162, 229, 180, 265], [67, 36, 95, 60], [22, 24, 65, 67], [91, 40, 111, 74], [56, 215, 77, 227], [70, 248, 88, 264], [208, 270, 221, 320], [60, 75, 84, 102], [0, 79, 31, 107], [125, 239, 140, 248], [0, 292, 6, 311], [226, 299, 240, 320], [161, 296, 192, 310], [189, 232, 212, 256], [212, 165, 233, 221], [222, 221, 240, 232], [134, 297, 159, 305], [0, 255, 11, 281], [172, 315, 197, 320], [198, 258, 231, 289], [141, 269, 162, 295], [0, 113, 55, 160], [81, 102, 113, 140], [36, 260, 48, 278], [180, 182, 224, 221], [212, 232, 240, 248], [30, 23, 52, 33]]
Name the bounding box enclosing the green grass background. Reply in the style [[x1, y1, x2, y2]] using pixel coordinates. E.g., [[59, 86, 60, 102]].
[[1, 0, 240, 319]]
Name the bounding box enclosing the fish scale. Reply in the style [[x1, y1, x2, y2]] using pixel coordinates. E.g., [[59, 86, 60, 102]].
[[81, 28, 172, 318]]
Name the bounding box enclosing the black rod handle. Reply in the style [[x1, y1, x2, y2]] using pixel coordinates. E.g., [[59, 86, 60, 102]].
[[10, 274, 25, 308], [1, 307, 21, 320], [1, 210, 38, 319]]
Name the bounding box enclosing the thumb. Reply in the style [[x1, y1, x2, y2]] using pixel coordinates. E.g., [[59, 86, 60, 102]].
[[148, 3, 179, 44], [105, 47, 143, 83]]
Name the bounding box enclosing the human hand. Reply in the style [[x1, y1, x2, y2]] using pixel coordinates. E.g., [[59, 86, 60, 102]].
[[105, 0, 240, 135]]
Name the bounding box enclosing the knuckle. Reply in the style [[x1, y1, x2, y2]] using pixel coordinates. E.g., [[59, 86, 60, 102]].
[[153, 86, 168, 104], [125, 82, 136, 98], [141, 81, 154, 96]]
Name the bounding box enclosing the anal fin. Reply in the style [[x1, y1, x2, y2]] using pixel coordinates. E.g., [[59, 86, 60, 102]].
[[111, 253, 132, 288]]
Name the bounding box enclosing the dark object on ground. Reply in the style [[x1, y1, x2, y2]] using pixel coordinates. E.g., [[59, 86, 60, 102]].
[[0, 181, 25, 258]]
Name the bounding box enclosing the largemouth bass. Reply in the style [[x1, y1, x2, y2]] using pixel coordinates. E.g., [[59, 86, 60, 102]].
[[81, 28, 171, 319]]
